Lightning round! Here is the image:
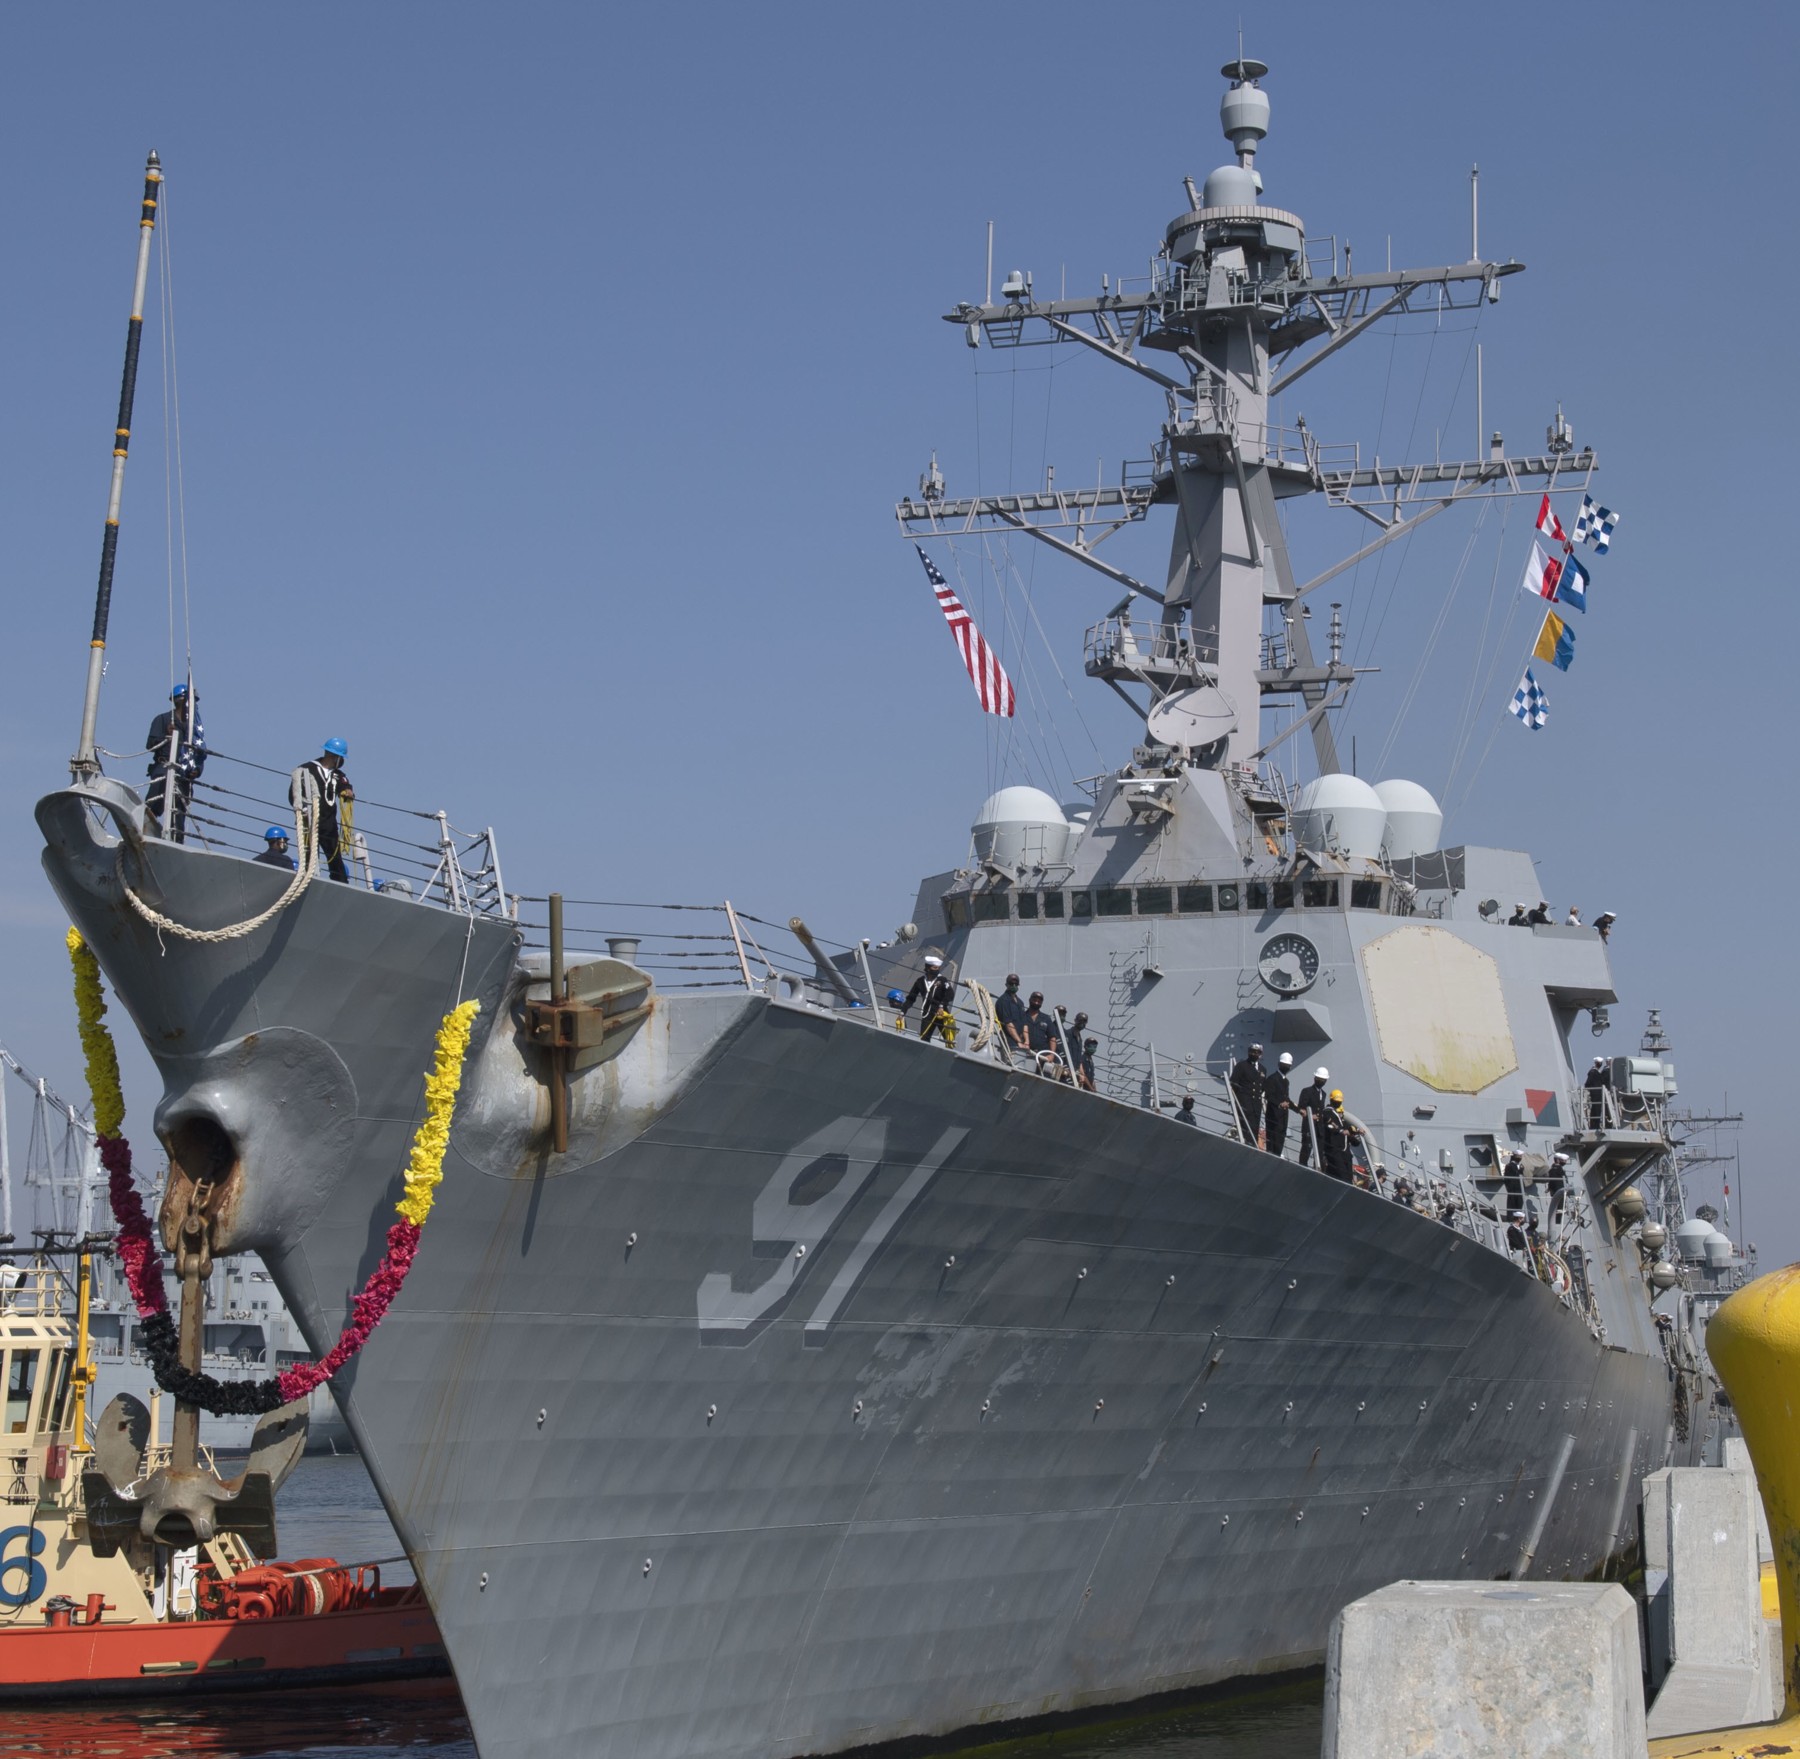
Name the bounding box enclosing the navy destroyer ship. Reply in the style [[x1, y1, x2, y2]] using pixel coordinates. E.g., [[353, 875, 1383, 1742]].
[[38, 61, 1709, 1759]]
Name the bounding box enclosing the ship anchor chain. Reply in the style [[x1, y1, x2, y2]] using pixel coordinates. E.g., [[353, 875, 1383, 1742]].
[[64, 927, 479, 1541]]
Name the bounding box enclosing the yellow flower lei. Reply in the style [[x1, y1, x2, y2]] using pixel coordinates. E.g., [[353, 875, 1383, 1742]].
[[67, 928, 126, 1138], [396, 999, 481, 1226]]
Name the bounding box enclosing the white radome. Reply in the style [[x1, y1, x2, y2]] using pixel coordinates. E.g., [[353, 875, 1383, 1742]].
[[1293, 774, 1387, 861], [1372, 779, 1443, 860], [971, 786, 1072, 871]]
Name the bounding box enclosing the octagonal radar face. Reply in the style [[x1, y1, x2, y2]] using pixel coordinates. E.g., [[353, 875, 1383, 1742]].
[[1362, 926, 1519, 1095]]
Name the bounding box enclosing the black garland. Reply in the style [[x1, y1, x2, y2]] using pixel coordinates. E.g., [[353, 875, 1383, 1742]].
[[139, 1310, 294, 1416]]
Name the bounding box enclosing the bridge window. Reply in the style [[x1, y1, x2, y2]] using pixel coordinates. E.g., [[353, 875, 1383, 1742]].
[[1272, 880, 1295, 910], [943, 896, 969, 930], [5, 1350, 39, 1435], [1216, 884, 1240, 912], [1017, 893, 1039, 921], [1070, 890, 1093, 920], [1350, 879, 1383, 910], [1136, 885, 1172, 916], [1246, 881, 1269, 911], [1096, 887, 1132, 917], [1177, 884, 1213, 913], [972, 891, 1010, 923], [44, 1350, 73, 1433], [1302, 879, 1339, 908], [1042, 892, 1065, 919]]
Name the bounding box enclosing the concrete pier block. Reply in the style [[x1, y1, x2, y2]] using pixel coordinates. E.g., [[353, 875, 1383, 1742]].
[[1322, 1580, 1646, 1758], [1724, 1437, 1774, 1564], [1643, 1467, 1672, 1573], [1647, 1465, 1781, 1736], [1643, 1466, 1675, 1689]]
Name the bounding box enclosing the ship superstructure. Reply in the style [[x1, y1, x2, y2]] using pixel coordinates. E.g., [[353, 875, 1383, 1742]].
[[34, 58, 1711, 1759]]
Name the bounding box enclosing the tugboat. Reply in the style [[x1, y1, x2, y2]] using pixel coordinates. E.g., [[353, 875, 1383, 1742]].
[[0, 1251, 446, 1700]]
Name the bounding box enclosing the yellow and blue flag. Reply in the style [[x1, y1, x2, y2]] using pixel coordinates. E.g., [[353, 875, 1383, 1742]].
[[1533, 609, 1576, 672]]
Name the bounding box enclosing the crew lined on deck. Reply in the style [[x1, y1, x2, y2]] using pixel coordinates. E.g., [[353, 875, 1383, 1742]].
[[1229, 1044, 1265, 1144], [1296, 1067, 1330, 1166], [255, 826, 296, 870], [996, 975, 1027, 1059], [900, 954, 957, 1045], [1263, 1052, 1294, 1157], [291, 738, 354, 883], [145, 684, 205, 844], [1585, 1055, 1613, 1129]]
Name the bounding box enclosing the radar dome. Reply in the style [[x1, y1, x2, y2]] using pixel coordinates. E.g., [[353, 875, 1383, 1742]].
[[1293, 774, 1387, 861], [1703, 1229, 1734, 1268], [1201, 164, 1259, 208], [1675, 1218, 1712, 1262], [971, 786, 1071, 872], [1373, 780, 1444, 860]]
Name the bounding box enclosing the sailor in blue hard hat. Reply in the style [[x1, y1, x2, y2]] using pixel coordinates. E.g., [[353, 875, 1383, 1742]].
[[144, 682, 207, 844], [290, 737, 355, 883], [254, 826, 297, 871]]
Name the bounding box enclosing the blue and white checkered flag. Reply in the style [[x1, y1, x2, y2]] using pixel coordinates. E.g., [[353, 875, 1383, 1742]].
[[1510, 666, 1548, 730], [1573, 494, 1618, 554]]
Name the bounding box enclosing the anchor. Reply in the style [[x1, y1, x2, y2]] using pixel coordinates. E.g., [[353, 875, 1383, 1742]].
[[81, 1176, 306, 1555]]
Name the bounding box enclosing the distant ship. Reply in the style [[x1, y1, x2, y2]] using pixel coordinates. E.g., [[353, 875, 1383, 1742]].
[[40, 56, 1719, 1759], [81, 1251, 355, 1456]]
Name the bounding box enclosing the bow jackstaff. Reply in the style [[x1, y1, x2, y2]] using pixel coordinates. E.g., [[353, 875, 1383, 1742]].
[[71, 150, 161, 779]]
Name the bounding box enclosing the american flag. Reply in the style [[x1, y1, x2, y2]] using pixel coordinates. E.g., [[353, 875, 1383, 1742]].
[[915, 545, 1016, 717]]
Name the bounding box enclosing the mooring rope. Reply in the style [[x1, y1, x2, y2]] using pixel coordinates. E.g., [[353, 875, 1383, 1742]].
[[116, 766, 321, 944]]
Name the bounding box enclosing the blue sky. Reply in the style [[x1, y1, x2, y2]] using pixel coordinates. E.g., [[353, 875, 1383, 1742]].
[[1, 3, 1792, 1258]]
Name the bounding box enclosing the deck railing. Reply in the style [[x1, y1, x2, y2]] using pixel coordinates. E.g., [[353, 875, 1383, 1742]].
[[129, 749, 514, 919]]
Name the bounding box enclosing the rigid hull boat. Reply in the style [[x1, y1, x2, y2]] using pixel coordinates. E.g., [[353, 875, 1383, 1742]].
[[38, 55, 1706, 1759]]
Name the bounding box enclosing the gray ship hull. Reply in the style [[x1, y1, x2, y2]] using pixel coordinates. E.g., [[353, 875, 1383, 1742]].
[[40, 801, 1694, 1759]]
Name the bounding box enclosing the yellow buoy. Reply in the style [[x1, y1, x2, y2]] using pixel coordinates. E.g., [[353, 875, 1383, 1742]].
[[1705, 1264, 1800, 1715], [1650, 1263, 1800, 1756]]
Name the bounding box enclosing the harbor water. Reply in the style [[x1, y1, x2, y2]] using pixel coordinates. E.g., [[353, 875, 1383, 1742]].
[[0, 1455, 1322, 1758]]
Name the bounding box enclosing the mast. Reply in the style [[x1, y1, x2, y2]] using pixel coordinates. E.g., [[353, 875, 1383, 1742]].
[[70, 1246, 96, 1454], [898, 61, 1596, 777], [72, 150, 162, 780]]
